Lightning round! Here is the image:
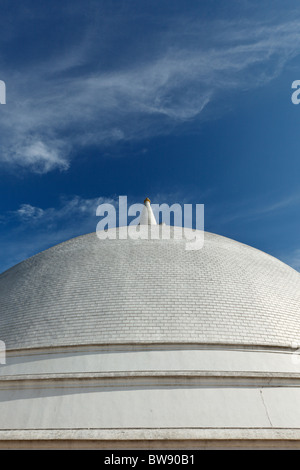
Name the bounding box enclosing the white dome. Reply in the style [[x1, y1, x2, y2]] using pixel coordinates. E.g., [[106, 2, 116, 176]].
[[0, 226, 299, 350], [1, 223, 300, 449]]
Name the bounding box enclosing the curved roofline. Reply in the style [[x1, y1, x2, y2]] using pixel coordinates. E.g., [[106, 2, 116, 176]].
[[1, 226, 297, 277]]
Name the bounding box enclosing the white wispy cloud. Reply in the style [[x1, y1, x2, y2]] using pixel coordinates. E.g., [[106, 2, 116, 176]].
[[16, 203, 44, 219], [0, 194, 117, 273], [13, 195, 116, 225], [213, 191, 300, 226], [1, 13, 300, 173]]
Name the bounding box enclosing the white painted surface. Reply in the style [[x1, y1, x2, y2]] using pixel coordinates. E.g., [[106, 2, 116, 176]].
[[0, 386, 274, 429], [0, 227, 300, 442], [1, 346, 300, 377]]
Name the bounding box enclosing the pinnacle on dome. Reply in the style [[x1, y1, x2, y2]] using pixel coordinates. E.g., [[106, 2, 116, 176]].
[[138, 197, 157, 225]]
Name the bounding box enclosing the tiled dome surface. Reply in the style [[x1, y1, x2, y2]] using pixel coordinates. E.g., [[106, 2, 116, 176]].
[[1, 227, 300, 350]]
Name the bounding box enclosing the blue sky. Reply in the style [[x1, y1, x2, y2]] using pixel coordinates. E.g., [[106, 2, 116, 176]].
[[1, 0, 300, 273]]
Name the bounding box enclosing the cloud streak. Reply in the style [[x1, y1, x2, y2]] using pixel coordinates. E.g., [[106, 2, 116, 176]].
[[1, 12, 300, 173], [0, 195, 116, 273], [215, 192, 300, 226]]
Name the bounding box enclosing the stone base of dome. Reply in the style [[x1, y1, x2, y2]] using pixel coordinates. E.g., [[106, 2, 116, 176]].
[[1, 343, 300, 449], [1, 428, 300, 449]]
